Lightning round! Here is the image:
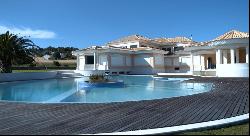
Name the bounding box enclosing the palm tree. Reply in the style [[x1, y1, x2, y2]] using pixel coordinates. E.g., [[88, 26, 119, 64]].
[[0, 31, 38, 73]]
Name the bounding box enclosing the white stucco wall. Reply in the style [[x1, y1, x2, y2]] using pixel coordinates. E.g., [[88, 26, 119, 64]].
[[134, 54, 152, 66], [111, 54, 124, 66], [216, 64, 249, 77], [125, 55, 132, 66], [98, 54, 108, 70], [131, 54, 155, 74], [173, 58, 180, 66], [154, 54, 164, 66], [79, 56, 85, 70], [180, 56, 192, 66], [193, 55, 202, 71], [164, 58, 172, 66], [200, 56, 205, 70], [110, 41, 139, 48], [193, 55, 200, 65], [164, 56, 192, 73], [179, 56, 192, 72], [153, 54, 165, 74]]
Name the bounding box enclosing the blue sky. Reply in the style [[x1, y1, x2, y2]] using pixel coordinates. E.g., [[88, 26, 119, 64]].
[[0, 0, 249, 49]]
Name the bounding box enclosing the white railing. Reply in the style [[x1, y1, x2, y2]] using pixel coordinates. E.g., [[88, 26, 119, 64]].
[[84, 64, 94, 70], [98, 65, 108, 70], [74, 70, 106, 76]]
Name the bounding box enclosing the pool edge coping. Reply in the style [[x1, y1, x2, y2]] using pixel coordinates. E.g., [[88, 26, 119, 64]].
[[91, 113, 249, 135]]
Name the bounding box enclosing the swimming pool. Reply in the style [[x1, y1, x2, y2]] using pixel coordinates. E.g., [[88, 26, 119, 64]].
[[0, 75, 212, 103]]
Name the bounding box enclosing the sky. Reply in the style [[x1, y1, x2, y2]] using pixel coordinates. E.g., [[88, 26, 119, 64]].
[[0, 0, 249, 49]]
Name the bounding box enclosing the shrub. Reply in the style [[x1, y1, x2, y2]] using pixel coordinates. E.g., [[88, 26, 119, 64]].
[[53, 61, 61, 67], [89, 74, 108, 83], [29, 63, 36, 67]]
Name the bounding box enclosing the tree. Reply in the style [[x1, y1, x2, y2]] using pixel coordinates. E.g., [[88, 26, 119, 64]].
[[0, 31, 38, 73], [52, 51, 61, 60]]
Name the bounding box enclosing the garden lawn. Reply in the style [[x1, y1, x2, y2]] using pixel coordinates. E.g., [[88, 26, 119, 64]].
[[12, 70, 52, 72], [180, 123, 249, 135]]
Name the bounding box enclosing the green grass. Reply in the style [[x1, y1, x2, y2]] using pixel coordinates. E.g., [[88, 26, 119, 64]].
[[179, 123, 249, 135], [12, 70, 52, 73]]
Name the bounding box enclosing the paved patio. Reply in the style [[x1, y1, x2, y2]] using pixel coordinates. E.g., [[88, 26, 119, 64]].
[[0, 77, 248, 134]]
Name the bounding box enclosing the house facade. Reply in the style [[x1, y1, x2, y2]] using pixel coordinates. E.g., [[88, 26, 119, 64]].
[[185, 30, 249, 77], [72, 30, 249, 77]]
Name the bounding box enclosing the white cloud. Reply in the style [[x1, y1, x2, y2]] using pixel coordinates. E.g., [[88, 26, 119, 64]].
[[0, 25, 56, 39]]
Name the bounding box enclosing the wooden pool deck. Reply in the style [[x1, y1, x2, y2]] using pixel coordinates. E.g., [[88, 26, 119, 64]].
[[0, 77, 248, 135]]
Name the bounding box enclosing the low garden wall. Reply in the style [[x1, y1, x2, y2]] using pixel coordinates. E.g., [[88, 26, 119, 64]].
[[193, 70, 216, 77], [12, 66, 76, 70], [216, 64, 249, 77]]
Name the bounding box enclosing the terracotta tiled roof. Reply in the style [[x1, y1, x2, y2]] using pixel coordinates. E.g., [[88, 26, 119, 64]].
[[213, 30, 249, 41], [106, 35, 198, 47], [107, 35, 150, 44], [153, 37, 193, 43]]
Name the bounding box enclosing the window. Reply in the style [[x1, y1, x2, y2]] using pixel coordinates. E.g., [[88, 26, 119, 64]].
[[130, 45, 137, 48], [166, 48, 173, 55], [167, 48, 172, 52], [174, 47, 184, 51], [105, 71, 110, 74], [85, 56, 94, 64], [119, 71, 125, 74], [175, 67, 180, 70]]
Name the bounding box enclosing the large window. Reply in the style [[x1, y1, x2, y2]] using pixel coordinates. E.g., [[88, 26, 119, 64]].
[[166, 48, 173, 55], [174, 46, 184, 51], [85, 55, 94, 64], [130, 45, 137, 48]]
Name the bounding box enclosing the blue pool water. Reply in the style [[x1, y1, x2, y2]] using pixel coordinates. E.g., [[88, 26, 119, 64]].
[[0, 75, 212, 103]]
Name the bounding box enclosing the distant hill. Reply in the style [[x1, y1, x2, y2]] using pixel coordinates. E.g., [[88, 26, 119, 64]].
[[29, 46, 79, 60]]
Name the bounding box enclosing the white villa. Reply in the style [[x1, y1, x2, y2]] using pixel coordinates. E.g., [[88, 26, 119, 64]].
[[72, 30, 249, 77]]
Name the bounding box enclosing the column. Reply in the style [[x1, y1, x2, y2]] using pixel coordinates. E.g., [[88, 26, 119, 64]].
[[171, 47, 174, 54], [216, 49, 222, 65], [236, 49, 240, 63], [131, 54, 134, 67], [96, 53, 99, 69], [230, 49, 235, 64], [206, 57, 208, 69], [151, 54, 155, 68], [93, 52, 96, 70], [107, 54, 111, 69], [246, 46, 249, 63], [76, 55, 79, 70], [200, 55, 204, 70], [123, 55, 126, 66], [223, 50, 228, 64], [190, 53, 194, 72]]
